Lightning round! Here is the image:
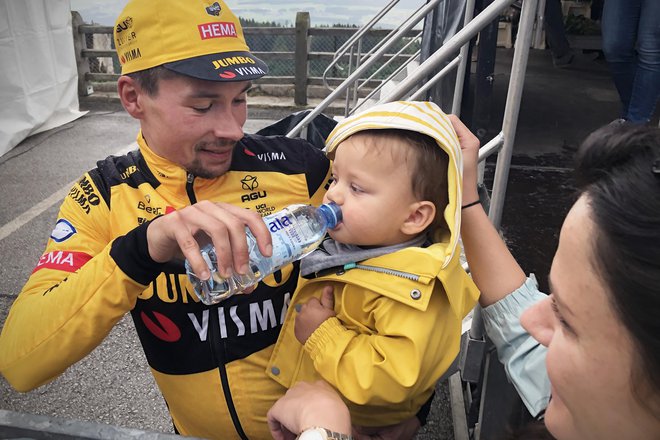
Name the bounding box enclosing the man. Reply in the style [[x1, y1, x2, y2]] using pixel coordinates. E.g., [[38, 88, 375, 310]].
[[0, 1, 330, 438]]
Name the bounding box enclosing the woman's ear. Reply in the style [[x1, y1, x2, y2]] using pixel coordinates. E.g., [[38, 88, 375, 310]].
[[401, 201, 436, 236], [117, 75, 145, 119]]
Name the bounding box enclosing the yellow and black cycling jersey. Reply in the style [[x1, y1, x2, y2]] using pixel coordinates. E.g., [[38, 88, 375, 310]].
[[0, 131, 331, 440]]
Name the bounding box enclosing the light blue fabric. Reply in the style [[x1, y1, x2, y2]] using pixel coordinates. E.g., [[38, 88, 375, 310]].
[[482, 275, 551, 417]]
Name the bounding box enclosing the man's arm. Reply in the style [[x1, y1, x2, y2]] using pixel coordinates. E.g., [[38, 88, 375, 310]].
[[0, 174, 272, 391], [0, 174, 143, 391]]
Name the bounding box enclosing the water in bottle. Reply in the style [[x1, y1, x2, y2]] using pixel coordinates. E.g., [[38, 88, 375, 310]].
[[185, 202, 342, 305]]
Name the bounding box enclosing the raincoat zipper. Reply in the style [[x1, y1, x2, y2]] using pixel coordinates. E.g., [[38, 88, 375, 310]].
[[339, 263, 420, 281]]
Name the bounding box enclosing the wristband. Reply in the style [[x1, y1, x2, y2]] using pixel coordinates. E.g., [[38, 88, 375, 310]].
[[461, 200, 481, 210]]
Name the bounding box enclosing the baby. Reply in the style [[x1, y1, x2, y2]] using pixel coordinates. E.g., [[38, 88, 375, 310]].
[[267, 101, 479, 428]]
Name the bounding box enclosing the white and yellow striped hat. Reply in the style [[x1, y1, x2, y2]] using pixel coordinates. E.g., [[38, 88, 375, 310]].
[[324, 100, 464, 265]]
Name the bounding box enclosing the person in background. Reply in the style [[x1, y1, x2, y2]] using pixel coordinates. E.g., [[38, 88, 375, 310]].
[[269, 120, 660, 440], [268, 101, 479, 437], [601, 0, 660, 124]]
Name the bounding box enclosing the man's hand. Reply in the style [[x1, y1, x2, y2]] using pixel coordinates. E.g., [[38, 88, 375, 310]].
[[146, 201, 272, 280], [353, 417, 421, 440], [268, 380, 352, 440], [448, 114, 480, 207], [295, 286, 336, 344]]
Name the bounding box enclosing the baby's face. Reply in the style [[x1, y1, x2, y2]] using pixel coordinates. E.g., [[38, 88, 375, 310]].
[[323, 135, 420, 246]]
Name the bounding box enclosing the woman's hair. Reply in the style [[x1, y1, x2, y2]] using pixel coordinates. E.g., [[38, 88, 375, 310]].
[[574, 124, 660, 410]]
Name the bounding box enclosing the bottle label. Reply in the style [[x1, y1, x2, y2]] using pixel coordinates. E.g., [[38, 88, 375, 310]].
[[265, 212, 315, 268]]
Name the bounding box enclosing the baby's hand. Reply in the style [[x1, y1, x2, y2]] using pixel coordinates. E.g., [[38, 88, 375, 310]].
[[448, 114, 480, 206], [295, 286, 336, 344]]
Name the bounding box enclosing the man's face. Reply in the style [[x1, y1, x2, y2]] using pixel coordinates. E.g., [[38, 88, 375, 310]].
[[138, 75, 250, 178]]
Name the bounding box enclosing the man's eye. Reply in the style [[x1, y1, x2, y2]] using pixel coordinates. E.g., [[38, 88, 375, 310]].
[[193, 104, 213, 112]]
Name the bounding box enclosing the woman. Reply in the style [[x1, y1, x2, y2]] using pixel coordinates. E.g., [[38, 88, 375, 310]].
[[268, 121, 660, 439]]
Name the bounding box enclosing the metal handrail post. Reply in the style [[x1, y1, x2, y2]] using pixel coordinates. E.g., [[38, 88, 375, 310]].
[[323, 0, 400, 90], [333, 0, 400, 58], [351, 51, 422, 114], [344, 46, 355, 116], [451, 0, 476, 114], [488, 0, 538, 228], [533, 0, 547, 49], [409, 55, 462, 100], [358, 33, 422, 91], [286, 0, 444, 138], [378, 0, 515, 104]]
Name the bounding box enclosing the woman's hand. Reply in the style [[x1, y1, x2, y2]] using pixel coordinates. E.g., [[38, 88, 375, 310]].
[[448, 114, 480, 207]]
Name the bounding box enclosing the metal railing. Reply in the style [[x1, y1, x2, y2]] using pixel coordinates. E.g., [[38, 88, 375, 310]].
[[320, 0, 428, 113], [287, 0, 536, 231]]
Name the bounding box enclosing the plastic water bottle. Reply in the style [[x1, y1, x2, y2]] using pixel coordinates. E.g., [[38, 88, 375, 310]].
[[185, 203, 342, 305]]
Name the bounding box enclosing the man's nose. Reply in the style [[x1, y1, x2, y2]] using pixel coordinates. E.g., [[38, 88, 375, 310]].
[[520, 297, 555, 347], [212, 110, 244, 141]]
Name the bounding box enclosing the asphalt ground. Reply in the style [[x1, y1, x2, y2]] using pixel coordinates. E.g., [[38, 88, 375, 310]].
[[0, 47, 643, 439]]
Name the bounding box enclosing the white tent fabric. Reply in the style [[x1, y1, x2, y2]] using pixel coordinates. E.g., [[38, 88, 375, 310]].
[[0, 0, 86, 157]]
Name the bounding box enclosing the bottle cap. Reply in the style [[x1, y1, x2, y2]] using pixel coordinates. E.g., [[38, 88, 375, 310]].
[[319, 202, 342, 229]]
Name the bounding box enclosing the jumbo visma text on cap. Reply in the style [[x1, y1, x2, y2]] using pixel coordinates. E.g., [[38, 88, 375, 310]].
[[114, 0, 268, 81]]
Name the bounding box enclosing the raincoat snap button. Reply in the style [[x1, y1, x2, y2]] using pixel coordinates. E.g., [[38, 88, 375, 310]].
[[410, 289, 422, 300], [271, 367, 280, 375]]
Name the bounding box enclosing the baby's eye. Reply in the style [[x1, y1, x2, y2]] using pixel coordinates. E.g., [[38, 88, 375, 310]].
[[350, 184, 364, 193]]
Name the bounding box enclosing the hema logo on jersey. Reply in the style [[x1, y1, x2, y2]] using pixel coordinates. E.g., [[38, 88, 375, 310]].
[[33, 250, 92, 274]]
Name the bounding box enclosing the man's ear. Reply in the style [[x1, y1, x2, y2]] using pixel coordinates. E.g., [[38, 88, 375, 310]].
[[117, 75, 146, 119], [401, 201, 436, 236]]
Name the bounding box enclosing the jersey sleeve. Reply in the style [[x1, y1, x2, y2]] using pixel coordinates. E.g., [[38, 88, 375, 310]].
[[0, 173, 161, 391]]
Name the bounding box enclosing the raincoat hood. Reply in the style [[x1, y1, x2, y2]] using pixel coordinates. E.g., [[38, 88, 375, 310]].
[[325, 101, 464, 270]]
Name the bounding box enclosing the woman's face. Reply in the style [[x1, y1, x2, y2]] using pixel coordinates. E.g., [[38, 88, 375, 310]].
[[521, 196, 660, 439]]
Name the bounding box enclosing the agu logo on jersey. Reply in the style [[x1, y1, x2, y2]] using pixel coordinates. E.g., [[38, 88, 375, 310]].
[[50, 219, 77, 242]]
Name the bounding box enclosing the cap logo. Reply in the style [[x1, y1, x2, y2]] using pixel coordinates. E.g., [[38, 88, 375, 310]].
[[213, 56, 256, 69], [198, 22, 237, 40], [116, 16, 133, 33], [219, 71, 237, 79], [120, 47, 142, 64], [205, 2, 222, 16]]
